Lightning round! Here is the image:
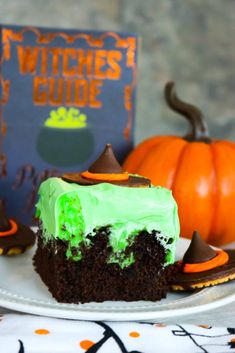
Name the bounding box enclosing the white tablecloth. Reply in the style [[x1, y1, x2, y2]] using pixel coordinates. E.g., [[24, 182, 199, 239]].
[[0, 313, 235, 353]]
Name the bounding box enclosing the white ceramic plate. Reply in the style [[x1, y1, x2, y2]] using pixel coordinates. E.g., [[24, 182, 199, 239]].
[[0, 238, 235, 321]]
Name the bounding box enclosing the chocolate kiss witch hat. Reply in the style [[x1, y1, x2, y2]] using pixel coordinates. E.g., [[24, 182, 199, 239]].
[[62, 143, 151, 187], [171, 230, 235, 291], [183, 230, 217, 264], [0, 200, 10, 232], [88, 144, 123, 174]]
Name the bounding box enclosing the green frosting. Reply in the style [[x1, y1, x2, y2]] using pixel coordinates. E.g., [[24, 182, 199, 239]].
[[36, 177, 180, 267], [45, 107, 87, 129]]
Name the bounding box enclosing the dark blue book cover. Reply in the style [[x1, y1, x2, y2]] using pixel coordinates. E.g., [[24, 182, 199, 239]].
[[0, 25, 138, 224]]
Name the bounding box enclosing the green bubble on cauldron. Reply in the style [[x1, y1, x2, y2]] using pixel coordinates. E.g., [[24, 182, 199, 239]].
[[36, 126, 95, 167]]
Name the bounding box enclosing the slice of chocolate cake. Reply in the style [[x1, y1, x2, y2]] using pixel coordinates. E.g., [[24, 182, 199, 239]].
[[33, 144, 180, 303]]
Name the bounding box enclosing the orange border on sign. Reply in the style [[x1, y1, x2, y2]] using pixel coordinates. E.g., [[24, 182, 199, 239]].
[[0, 27, 137, 177]]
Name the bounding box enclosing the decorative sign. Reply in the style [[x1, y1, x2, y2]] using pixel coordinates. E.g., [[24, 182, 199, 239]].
[[0, 25, 138, 223]]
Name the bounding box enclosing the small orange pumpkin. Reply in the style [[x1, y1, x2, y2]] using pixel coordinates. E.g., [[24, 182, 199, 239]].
[[123, 82, 235, 246]]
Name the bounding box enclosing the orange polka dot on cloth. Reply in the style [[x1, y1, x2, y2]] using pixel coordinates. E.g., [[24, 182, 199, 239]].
[[34, 329, 50, 335], [198, 325, 210, 329], [80, 340, 95, 350], [154, 323, 166, 328], [129, 331, 140, 338]]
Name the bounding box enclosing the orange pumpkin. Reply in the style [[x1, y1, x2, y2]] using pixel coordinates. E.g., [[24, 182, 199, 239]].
[[123, 82, 235, 246]]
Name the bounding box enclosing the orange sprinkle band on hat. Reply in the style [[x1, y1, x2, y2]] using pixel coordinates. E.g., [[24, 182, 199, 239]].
[[81, 170, 129, 181], [183, 250, 229, 273], [0, 219, 18, 237]]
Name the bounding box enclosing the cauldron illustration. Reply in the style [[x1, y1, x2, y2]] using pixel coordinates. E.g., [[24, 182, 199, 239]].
[[37, 107, 95, 167]]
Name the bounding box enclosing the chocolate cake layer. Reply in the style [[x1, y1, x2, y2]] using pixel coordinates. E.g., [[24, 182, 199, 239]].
[[33, 229, 177, 303]]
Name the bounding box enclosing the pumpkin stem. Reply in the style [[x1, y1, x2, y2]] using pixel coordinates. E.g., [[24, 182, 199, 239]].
[[165, 82, 211, 143]]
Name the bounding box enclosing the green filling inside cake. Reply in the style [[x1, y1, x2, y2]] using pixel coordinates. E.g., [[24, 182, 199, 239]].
[[36, 177, 180, 268]]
